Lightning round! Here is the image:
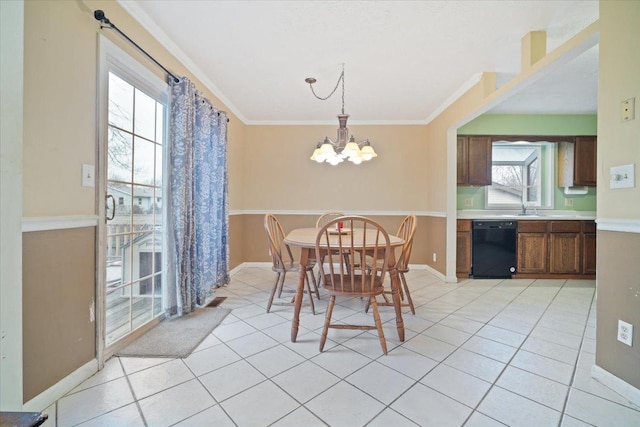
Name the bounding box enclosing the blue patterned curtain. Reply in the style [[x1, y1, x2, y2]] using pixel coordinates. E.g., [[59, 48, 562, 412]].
[[168, 76, 229, 315]]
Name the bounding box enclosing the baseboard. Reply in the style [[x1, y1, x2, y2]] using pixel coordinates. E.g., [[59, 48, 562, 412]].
[[22, 358, 98, 412], [591, 364, 640, 408], [410, 263, 448, 282], [232, 262, 447, 280]]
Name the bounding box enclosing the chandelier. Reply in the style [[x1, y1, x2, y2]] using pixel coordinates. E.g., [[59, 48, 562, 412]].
[[306, 65, 377, 165]]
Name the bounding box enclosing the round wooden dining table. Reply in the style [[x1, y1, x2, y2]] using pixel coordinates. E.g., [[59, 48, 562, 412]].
[[284, 227, 406, 343]]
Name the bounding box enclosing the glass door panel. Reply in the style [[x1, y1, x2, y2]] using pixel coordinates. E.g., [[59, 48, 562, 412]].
[[105, 72, 165, 348]]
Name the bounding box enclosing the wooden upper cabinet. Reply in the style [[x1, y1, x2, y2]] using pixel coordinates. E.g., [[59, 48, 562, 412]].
[[558, 136, 597, 187], [457, 136, 492, 186], [468, 136, 492, 185], [457, 136, 469, 185], [574, 136, 597, 186]]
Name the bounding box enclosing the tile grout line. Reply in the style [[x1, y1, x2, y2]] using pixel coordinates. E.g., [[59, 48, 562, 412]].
[[119, 356, 149, 427], [455, 279, 567, 425], [463, 280, 599, 426]]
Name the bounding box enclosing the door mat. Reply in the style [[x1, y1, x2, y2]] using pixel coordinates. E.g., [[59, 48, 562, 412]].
[[116, 307, 230, 358], [206, 296, 227, 307]]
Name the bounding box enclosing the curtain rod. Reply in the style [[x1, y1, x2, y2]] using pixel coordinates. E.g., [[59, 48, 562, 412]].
[[94, 10, 229, 122], [94, 10, 180, 83]]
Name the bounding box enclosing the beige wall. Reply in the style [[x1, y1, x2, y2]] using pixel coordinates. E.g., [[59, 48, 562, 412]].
[[595, 1, 640, 390], [22, 228, 96, 402], [597, 231, 640, 389], [596, 2, 640, 220], [23, 0, 245, 216], [240, 214, 445, 272], [243, 125, 428, 211]]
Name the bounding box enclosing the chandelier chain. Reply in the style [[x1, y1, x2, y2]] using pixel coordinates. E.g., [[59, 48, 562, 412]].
[[307, 64, 346, 114]]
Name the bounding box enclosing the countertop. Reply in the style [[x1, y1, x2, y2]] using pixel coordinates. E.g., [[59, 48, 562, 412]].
[[457, 210, 596, 221]]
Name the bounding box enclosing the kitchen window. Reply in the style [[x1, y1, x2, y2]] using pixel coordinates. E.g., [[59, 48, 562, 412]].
[[485, 141, 554, 210]]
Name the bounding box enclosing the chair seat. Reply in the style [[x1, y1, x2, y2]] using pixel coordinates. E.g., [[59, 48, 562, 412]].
[[321, 274, 385, 296]]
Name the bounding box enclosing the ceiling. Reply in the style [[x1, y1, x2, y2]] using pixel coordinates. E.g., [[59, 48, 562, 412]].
[[118, 0, 599, 124]]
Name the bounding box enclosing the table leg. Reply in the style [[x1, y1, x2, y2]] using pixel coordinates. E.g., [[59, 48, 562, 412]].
[[291, 248, 308, 342], [388, 265, 405, 342]]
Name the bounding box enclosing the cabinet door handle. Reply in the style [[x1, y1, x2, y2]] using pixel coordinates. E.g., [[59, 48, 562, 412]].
[[106, 195, 116, 221]]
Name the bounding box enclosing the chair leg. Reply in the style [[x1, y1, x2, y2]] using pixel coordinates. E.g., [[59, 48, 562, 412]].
[[277, 271, 287, 298], [370, 296, 388, 355], [309, 268, 320, 299], [400, 272, 415, 314], [266, 272, 282, 313], [305, 272, 316, 315], [320, 295, 336, 352]]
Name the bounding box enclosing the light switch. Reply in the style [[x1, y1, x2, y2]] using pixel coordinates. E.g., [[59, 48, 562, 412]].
[[610, 164, 635, 189], [82, 164, 95, 187], [621, 98, 635, 122]]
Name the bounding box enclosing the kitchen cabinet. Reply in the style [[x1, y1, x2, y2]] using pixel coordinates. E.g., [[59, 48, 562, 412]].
[[457, 136, 492, 186], [558, 136, 597, 187], [456, 220, 472, 277], [517, 221, 548, 274], [574, 137, 597, 186], [460, 218, 595, 279], [514, 219, 595, 278], [457, 137, 469, 185], [549, 221, 582, 274], [582, 221, 597, 275]]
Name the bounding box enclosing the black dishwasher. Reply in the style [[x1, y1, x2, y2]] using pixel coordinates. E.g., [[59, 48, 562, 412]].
[[472, 220, 517, 278]]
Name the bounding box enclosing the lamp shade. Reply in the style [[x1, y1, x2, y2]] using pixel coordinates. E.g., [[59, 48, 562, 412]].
[[342, 141, 361, 158], [360, 143, 377, 161]]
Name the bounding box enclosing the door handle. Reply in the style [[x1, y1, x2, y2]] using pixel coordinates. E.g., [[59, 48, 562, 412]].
[[106, 195, 116, 221]]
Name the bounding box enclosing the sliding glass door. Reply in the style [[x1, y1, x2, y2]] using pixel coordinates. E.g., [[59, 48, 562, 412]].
[[100, 61, 167, 348]]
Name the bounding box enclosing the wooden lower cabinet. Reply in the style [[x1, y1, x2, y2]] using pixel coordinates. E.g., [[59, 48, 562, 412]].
[[582, 220, 597, 275], [517, 232, 548, 274], [514, 220, 595, 278], [549, 221, 582, 274], [517, 221, 547, 274], [549, 233, 581, 274], [456, 220, 472, 277]]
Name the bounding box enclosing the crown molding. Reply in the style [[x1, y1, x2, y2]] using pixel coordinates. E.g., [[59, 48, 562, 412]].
[[116, 0, 248, 124]]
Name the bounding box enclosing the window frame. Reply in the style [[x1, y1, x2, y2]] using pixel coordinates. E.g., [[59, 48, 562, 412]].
[[485, 141, 555, 210]]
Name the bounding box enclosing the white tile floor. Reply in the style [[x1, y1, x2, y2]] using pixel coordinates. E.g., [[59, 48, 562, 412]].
[[52, 267, 640, 426]]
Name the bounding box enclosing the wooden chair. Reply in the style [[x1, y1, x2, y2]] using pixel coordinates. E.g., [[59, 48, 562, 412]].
[[316, 216, 390, 354], [315, 211, 346, 228], [314, 211, 349, 286], [367, 214, 417, 314], [264, 214, 317, 314]]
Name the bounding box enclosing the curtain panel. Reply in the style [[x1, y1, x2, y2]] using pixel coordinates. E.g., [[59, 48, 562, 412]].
[[168, 76, 229, 315]]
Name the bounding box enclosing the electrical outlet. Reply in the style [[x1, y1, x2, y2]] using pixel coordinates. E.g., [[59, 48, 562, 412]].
[[432, 252, 437, 262], [617, 320, 633, 346], [464, 198, 473, 207], [564, 198, 574, 207]]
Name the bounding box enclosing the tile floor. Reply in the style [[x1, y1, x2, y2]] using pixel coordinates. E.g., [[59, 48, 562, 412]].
[[52, 267, 640, 426]]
